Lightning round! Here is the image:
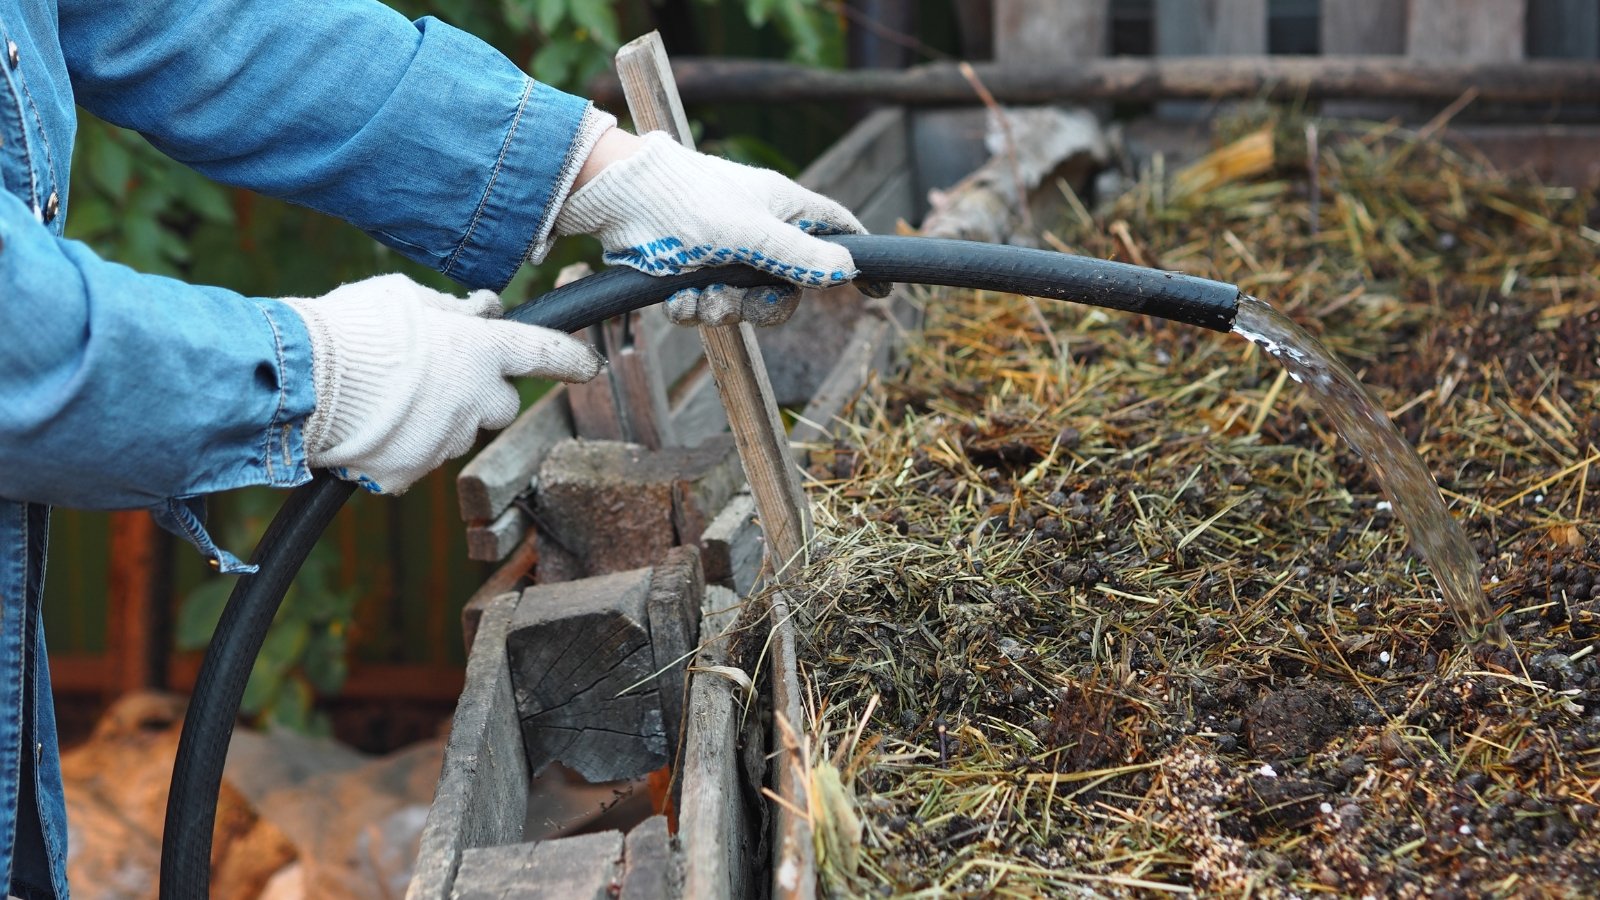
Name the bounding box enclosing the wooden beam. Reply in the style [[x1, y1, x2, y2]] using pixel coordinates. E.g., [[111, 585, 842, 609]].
[[457, 384, 573, 523], [587, 56, 1600, 106], [409, 592, 530, 900], [678, 585, 753, 900], [1407, 0, 1527, 61]]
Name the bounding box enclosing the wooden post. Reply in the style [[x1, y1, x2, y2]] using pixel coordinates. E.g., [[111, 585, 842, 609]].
[[614, 32, 818, 900], [1321, 0, 1408, 54], [1525, 0, 1599, 59], [1154, 0, 1267, 119], [107, 510, 163, 692], [1406, 0, 1527, 61], [995, 0, 1108, 62]]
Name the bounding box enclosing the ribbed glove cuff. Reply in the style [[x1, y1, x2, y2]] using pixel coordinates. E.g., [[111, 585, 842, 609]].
[[282, 296, 407, 457], [527, 104, 618, 264], [554, 132, 687, 237]]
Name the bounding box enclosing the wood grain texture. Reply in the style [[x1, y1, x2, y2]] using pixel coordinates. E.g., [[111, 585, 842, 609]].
[[698, 493, 763, 596], [507, 569, 669, 783], [1407, 0, 1527, 61], [647, 546, 705, 781], [465, 503, 529, 563], [678, 585, 753, 900], [407, 592, 528, 900], [451, 831, 623, 900], [614, 32, 814, 584], [457, 384, 574, 522], [619, 816, 681, 900]]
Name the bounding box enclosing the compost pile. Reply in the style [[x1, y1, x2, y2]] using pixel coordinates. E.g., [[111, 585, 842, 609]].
[[781, 116, 1600, 897]]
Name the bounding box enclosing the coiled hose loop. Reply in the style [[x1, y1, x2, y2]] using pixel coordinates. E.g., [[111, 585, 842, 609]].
[[161, 236, 1239, 899]]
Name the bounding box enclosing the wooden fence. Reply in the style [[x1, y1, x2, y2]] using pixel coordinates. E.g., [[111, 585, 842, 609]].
[[999, 0, 1599, 62]]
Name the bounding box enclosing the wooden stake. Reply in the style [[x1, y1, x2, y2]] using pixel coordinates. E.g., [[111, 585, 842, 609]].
[[613, 33, 812, 577], [614, 31, 817, 900]]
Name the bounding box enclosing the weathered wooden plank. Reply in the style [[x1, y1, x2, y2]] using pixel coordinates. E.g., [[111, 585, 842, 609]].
[[995, 0, 1108, 61], [1527, 0, 1600, 58], [456, 385, 572, 523], [615, 32, 814, 584], [1155, 0, 1267, 55], [465, 503, 529, 564], [1321, 0, 1408, 54], [698, 493, 763, 596], [619, 816, 680, 900], [568, 333, 629, 442], [508, 569, 669, 782], [854, 167, 917, 236], [451, 831, 623, 900], [460, 532, 539, 654], [407, 592, 528, 900], [768, 589, 813, 900], [678, 585, 752, 900], [534, 437, 742, 582], [1407, 0, 1527, 61], [1154, 0, 1267, 119], [752, 282, 879, 408], [795, 107, 908, 211], [648, 546, 704, 773], [790, 314, 894, 451], [604, 313, 676, 450], [667, 365, 729, 448]]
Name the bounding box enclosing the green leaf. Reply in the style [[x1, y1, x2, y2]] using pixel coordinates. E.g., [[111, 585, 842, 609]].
[[302, 629, 349, 695], [532, 38, 586, 88], [175, 578, 233, 651], [745, 0, 777, 26], [569, 1, 619, 49], [87, 131, 132, 201], [183, 179, 236, 225], [534, 0, 568, 34], [268, 679, 316, 732]]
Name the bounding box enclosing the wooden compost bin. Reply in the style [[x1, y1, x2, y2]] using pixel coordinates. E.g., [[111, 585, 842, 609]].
[[406, 105, 962, 900], [407, 6, 1600, 898]]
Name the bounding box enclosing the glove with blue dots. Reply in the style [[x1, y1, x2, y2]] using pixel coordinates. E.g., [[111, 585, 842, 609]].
[[554, 131, 867, 327]]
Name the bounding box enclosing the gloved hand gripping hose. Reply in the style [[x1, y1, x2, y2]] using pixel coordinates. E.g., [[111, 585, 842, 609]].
[[160, 235, 1239, 899]]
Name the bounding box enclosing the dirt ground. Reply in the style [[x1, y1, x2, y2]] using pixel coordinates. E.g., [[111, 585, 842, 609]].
[[780, 115, 1600, 897]]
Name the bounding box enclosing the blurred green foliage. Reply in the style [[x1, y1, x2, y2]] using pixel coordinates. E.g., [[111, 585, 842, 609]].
[[62, 0, 840, 730]]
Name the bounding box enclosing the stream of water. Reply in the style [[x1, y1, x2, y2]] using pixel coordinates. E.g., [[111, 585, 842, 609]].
[[1231, 295, 1508, 646]]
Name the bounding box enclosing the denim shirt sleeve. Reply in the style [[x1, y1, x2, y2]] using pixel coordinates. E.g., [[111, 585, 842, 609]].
[[56, 0, 592, 291], [0, 189, 316, 571]]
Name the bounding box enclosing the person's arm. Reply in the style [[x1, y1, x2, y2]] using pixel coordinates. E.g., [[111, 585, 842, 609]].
[[58, 0, 607, 292], [0, 191, 316, 511], [0, 188, 598, 571]]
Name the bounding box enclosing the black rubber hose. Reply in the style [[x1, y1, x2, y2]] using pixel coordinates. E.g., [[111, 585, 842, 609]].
[[509, 234, 1239, 332], [160, 475, 355, 898], [160, 236, 1238, 899]]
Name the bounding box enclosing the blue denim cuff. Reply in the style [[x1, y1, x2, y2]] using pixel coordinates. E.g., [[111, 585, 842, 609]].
[[148, 298, 315, 575], [151, 497, 257, 574], [253, 298, 317, 489], [440, 79, 592, 292]]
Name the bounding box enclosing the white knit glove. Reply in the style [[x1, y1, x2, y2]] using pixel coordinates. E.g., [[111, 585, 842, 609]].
[[554, 131, 866, 327], [284, 275, 601, 495]]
